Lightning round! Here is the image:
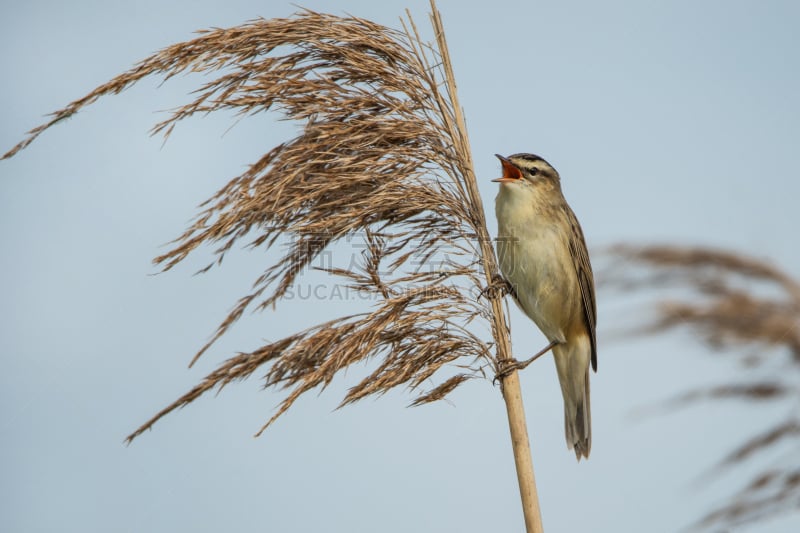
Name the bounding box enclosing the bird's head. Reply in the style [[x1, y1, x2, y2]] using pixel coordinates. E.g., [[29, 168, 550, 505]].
[[492, 153, 561, 192]]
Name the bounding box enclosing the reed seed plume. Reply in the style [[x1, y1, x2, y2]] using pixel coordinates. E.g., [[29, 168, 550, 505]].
[[603, 244, 800, 530], [3, 4, 512, 444]]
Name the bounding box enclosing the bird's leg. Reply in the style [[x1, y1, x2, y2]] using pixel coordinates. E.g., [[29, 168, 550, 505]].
[[494, 340, 560, 384], [480, 273, 515, 301]]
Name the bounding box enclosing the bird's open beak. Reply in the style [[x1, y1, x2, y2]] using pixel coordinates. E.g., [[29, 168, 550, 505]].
[[492, 154, 523, 183]]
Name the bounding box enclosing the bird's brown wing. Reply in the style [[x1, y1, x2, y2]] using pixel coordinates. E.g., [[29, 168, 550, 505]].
[[565, 205, 598, 371]]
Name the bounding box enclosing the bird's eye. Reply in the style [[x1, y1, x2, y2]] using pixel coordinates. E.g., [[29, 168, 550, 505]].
[[527, 168, 539, 177]]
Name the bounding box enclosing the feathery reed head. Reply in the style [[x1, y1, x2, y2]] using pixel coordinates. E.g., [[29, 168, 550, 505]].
[[3, 4, 507, 443]]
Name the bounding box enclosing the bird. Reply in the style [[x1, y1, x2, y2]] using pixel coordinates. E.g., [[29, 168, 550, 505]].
[[492, 153, 597, 460]]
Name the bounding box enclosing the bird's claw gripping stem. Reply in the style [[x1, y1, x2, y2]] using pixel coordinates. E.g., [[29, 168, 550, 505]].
[[493, 340, 560, 385], [480, 274, 514, 301]]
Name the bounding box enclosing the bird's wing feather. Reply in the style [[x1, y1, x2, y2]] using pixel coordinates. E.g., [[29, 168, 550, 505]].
[[565, 205, 598, 371]]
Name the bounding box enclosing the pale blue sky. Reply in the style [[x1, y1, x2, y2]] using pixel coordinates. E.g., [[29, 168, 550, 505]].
[[2, 1, 799, 532]]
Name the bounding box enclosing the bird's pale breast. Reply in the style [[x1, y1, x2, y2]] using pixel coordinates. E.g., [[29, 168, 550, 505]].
[[495, 188, 580, 343]]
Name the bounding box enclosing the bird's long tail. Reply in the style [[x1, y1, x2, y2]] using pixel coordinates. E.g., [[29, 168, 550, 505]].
[[553, 336, 592, 460]]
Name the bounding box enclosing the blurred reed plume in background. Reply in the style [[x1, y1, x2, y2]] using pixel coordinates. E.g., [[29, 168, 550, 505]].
[[604, 244, 800, 530]]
